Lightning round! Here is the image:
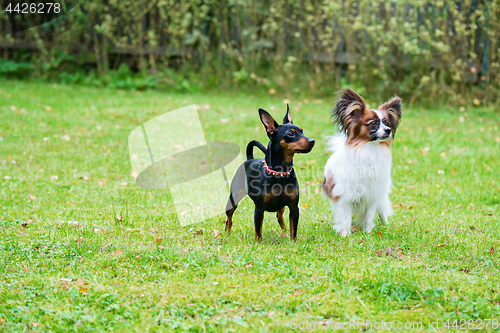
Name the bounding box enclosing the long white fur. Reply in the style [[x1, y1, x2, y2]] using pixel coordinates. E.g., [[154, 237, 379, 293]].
[[324, 118, 394, 237]]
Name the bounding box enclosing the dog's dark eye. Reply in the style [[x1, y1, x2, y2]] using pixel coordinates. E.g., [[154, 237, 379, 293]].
[[383, 120, 389, 126], [369, 121, 377, 126], [288, 131, 295, 137]]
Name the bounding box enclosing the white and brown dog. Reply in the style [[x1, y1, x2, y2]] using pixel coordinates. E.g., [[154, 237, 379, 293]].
[[323, 89, 402, 237]]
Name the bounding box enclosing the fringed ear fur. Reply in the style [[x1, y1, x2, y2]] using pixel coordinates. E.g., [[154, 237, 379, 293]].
[[332, 88, 367, 135], [379, 96, 402, 134]]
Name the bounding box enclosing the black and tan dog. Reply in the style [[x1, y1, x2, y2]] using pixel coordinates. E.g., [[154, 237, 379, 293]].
[[225, 105, 315, 241]]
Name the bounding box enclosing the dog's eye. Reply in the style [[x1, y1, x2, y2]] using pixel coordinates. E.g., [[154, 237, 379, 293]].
[[383, 120, 389, 126], [369, 121, 377, 126], [288, 131, 295, 137]]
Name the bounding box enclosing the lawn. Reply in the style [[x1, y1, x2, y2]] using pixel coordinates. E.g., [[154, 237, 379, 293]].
[[0, 80, 499, 332]]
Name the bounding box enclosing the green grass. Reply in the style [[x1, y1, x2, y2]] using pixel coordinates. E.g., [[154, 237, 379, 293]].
[[0, 80, 499, 332]]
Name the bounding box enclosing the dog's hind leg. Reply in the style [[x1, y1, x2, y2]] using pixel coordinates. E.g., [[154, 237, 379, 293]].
[[377, 195, 393, 225], [360, 204, 377, 233], [276, 207, 286, 237], [225, 203, 237, 234], [225, 163, 248, 234]]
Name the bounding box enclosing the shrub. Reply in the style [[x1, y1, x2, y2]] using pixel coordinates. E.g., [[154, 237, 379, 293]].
[[0, 0, 499, 105]]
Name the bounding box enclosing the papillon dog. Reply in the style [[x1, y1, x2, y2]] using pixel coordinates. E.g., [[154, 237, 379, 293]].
[[322, 89, 402, 237]]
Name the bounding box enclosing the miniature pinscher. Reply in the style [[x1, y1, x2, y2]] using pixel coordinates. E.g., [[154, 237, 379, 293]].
[[225, 104, 315, 241]]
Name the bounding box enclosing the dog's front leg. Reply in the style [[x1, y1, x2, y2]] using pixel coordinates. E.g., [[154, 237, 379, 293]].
[[332, 200, 352, 237], [254, 207, 264, 241], [288, 205, 299, 241]]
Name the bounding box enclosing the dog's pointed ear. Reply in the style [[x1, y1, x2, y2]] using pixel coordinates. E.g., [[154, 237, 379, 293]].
[[259, 108, 279, 136], [332, 88, 367, 134], [379, 96, 402, 134], [283, 103, 293, 124]]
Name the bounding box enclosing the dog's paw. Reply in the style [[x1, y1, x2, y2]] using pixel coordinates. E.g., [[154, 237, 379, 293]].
[[362, 222, 375, 233], [333, 224, 351, 237]]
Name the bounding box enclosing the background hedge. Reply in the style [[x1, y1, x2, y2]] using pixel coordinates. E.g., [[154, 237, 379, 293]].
[[1, 0, 499, 105]]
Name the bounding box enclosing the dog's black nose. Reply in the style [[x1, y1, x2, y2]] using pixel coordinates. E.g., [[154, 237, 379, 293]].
[[384, 128, 391, 135], [309, 139, 315, 146]]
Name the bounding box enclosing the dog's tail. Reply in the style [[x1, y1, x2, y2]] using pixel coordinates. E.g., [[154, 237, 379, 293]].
[[246, 140, 267, 160]]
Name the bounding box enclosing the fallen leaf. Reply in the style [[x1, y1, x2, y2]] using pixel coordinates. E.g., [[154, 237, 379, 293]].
[[377, 231, 383, 238], [385, 248, 395, 256], [62, 282, 69, 289], [213, 229, 222, 238], [293, 289, 302, 295], [61, 278, 72, 282], [437, 169, 445, 175], [78, 288, 89, 293], [154, 236, 163, 244], [489, 247, 495, 255], [397, 250, 404, 259], [31, 322, 39, 327], [351, 225, 360, 232], [267, 310, 275, 316], [50, 175, 58, 180], [116, 214, 122, 221], [246, 262, 253, 268], [29, 194, 36, 201], [269, 88, 277, 95], [419, 147, 430, 155], [98, 179, 108, 186], [438, 243, 448, 247], [473, 98, 480, 105], [114, 250, 122, 255], [76, 278, 84, 285], [193, 230, 203, 236]]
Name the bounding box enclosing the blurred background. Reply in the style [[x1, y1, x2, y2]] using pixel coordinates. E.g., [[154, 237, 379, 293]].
[[1, 0, 499, 106]]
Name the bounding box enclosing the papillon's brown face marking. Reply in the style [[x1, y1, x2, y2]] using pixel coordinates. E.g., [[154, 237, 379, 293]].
[[332, 89, 402, 147]]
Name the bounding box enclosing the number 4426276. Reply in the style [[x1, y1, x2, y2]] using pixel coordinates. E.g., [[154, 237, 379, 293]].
[[444, 319, 499, 330], [5, 2, 61, 14]]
